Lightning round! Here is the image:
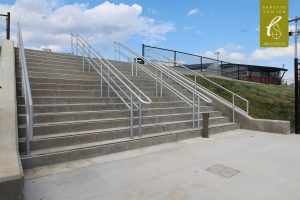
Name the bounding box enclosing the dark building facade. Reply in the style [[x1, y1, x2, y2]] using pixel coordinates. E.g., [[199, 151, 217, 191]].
[[220, 64, 288, 85], [184, 63, 288, 85]]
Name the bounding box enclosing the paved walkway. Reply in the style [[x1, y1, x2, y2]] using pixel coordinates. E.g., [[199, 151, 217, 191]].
[[24, 129, 300, 200]]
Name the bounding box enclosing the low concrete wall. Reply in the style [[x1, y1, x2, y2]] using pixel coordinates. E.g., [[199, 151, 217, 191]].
[[199, 87, 290, 134], [0, 40, 24, 199]]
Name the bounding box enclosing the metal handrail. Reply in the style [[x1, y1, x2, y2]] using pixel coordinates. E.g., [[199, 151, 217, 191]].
[[115, 42, 212, 129], [147, 48, 250, 120], [71, 33, 151, 138], [17, 22, 33, 154]]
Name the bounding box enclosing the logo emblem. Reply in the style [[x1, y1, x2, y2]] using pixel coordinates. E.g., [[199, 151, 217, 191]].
[[260, 0, 288, 47], [266, 16, 282, 40]]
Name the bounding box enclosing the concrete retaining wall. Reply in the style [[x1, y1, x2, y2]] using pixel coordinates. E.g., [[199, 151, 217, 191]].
[[0, 40, 24, 200], [198, 87, 290, 134]]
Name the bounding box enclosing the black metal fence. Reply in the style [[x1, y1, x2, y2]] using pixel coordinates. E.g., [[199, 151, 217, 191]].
[[0, 12, 10, 45], [142, 44, 286, 85], [142, 44, 230, 72]]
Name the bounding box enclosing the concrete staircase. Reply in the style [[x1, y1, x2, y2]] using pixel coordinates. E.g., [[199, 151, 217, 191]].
[[16, 49, 239, 169]]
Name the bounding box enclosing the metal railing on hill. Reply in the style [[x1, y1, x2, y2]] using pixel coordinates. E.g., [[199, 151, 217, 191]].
[[146, 48, 249, 122], [71, 33, 152, 138], [17, 22, 33, 154], [114, 42, 212, 129]]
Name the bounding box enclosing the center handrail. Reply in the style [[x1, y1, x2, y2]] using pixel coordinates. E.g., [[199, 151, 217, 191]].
[[114, 42, 212, 104], [71, 33, 152, 105], [115, 42, 213, 129], [17, 22, 33, 155], [71, 33, 151, 138], [147, 48, 249, 116]]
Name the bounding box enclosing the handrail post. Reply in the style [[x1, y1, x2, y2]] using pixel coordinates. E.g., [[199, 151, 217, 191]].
[[247, 101, 249, 114], [160, 72, 163, 97], [88, 45, 91, 72], [193, 93, 195, 128], [156, 69, 158, 97], [118, 45, 120, 61], [100, 64, 103, 97], [233, 95, 235, 122], [130, 94, 133, 139], [131, 55, 134, 76], [139, 101, 142, 137], [198, 97, 200, 129], [107, 70, 110, 97], [114, 44, 117, 61], [135, 60, 138, 76], [71, 34, 74, 55], [82, 56, 85, 72], [75, 35, 78, 55]]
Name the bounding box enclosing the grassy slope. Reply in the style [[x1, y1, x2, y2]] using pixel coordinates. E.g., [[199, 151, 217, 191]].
[[191, 76, 295, 131]]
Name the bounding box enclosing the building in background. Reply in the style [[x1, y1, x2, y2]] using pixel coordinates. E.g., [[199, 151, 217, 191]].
[[185, 63, 288, 85]]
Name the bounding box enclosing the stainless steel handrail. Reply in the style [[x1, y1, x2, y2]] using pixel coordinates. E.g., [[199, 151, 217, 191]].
[[17, 22, 33, 154], [71, 33, 151, 138], [114, 42, 212, 129], [147, 48, 250, 121]]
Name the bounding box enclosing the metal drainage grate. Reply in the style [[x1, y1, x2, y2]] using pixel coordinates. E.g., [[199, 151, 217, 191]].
[[206, 164, 240, 178]]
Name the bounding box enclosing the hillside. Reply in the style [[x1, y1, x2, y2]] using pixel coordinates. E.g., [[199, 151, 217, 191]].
[[193, 76, 295, 132]]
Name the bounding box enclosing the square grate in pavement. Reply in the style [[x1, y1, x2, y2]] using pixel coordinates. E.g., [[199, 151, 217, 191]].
[[206, 164, 240, 178]]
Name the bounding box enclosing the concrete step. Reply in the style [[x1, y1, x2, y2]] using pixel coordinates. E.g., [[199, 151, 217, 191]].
[[19, 56, 82, 66], [21, 49, 81, 60], [20, 123, 240, 169], [16, 77, 102, 85], [17, 101, 201, 114], [19, 116, 230, 152], [17, 96, 122, 105], [17, 82, 102, 90], [19, 115, 229, 140], [16, 83, 159, 92], [17, 96, 183, 105], [18, 109, 222, 124], [17, 89, 103, 97], [16, 66, 98, 77], [17, 71, 100, 80], [17, 88, 189, 99]]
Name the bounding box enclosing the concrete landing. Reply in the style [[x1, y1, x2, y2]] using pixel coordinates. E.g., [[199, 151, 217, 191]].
[[24, 129, 300, 200]]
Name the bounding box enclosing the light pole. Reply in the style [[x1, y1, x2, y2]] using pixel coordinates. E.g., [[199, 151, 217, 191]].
[[214, 51, 220, 61], [289, 16, 300, 134]]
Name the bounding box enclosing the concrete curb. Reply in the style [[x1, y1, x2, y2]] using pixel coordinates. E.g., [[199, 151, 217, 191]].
[[0, 40, 24, 200]]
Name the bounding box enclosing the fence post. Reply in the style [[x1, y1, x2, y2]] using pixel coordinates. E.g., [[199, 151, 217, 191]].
[[6, 12, 10, 40], [200, 57, 203, 72], [174, 51, 177, 67]]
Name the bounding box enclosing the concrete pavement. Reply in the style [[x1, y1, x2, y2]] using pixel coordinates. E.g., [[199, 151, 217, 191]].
[[24, 129, 300, 200]]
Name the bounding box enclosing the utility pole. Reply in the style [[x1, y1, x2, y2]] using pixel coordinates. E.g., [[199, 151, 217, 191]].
[[289, 16, 300, 134]]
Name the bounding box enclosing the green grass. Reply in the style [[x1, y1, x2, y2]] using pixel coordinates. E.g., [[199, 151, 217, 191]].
[[187, 75, 295, 131]]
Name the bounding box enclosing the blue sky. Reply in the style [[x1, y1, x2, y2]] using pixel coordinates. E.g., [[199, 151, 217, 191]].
[[0, 0, 299, 79]]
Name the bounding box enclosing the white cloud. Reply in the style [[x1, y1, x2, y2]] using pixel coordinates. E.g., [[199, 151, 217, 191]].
[[203, 46, 246, 63], [187, 8, 199, 17], [250, 44, 298, 60], [203, 42, 298, 64], [0, 0, 174, 51]]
